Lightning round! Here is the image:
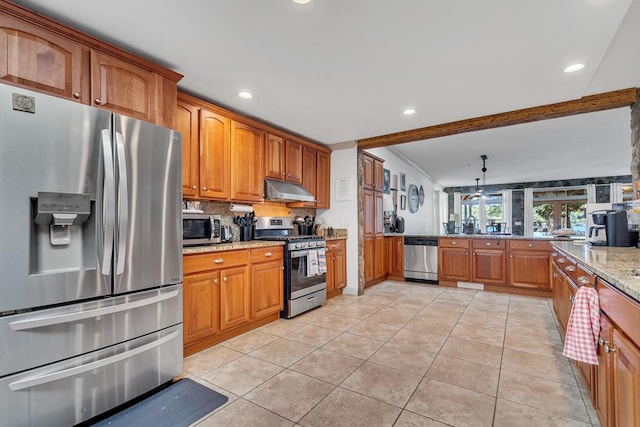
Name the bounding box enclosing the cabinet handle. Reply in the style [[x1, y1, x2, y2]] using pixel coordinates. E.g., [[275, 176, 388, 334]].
[[223, 277, 227, 282], [485, 242, 491, 246], [287, 173, 291, 176], [598, 337, 607, 346], [213, 278, 218, 284], [202, 186, 208, 191], [465, 252, 469, 256], [577, 276, 591, 286], [192, 185, 197, 190], [264, 252, 272, 257], [510, 255, 513, 258], [214, 258, 224, 264], [551, 253, 558, 257], [528, 243, 534, 247], [95, 98, 103, 105], [605, 344, 616, 353], [73, 91, 81, 99], [451, 241, 458, 245], [565, 265, 576, 272]]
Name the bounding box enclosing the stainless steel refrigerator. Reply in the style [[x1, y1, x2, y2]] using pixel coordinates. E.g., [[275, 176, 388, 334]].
[[0, 83, 183, 426]]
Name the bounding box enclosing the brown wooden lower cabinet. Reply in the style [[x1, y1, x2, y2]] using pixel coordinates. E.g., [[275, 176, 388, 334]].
[[183, 245, 283, 355], [374, 235, 386, 279], [363, 236, 375, 283], [387, 236, 404, 278], [326, 239, 346, 297], [438, 246, 471, 282], [552, 249, 640, 427]]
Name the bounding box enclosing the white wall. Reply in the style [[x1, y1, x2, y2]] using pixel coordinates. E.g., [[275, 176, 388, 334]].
[[316, 142, 360, 295], [366, 147, 442, 235]]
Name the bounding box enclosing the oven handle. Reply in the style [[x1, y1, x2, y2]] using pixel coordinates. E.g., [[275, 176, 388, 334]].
[[290, 251, 310, 258]]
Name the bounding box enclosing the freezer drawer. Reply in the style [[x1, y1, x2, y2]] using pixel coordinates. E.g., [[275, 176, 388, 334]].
[[0, 324, 182, 427], [0, 285, 182, 377]]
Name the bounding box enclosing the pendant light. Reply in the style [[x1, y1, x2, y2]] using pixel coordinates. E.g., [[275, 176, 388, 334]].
[[481, 154, 488, 186], [472, 178, 482, 199]]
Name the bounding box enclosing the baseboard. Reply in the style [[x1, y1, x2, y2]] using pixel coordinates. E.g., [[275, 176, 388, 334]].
[[457, 281, 484, 290]]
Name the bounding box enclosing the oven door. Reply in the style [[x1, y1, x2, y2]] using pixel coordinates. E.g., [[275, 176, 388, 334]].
[[288, 250, 327, 299]]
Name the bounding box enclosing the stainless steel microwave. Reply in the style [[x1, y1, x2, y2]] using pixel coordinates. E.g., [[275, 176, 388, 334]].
[[183, 212, 221, 245]]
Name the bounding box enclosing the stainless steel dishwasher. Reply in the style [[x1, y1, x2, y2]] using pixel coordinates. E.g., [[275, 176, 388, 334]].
[[404, 236, 438, 283]]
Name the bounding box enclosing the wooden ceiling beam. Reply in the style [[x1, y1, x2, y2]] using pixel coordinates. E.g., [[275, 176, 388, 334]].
[[357, 88, 638, 149]]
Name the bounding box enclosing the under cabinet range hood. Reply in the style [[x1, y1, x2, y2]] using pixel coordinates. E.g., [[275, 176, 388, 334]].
[[264, 178, 315, 202]]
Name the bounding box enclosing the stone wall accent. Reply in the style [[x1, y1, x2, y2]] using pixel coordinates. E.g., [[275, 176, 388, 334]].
[[632, 88, 640, 183], [357, 150, 365, 295]]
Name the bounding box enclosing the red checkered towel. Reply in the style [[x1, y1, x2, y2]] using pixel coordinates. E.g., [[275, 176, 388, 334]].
[[563, 286, 600, 365]]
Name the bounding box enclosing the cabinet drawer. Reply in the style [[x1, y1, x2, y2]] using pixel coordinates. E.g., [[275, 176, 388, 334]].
[[509, 240, 551, 251], [472, 239, 506, 249], [326, 239, 346, 251], [250, 246, 283, 263], [597, 277, 640, 346], [439, 238, 470, 248], [184, 250, 249, 274]]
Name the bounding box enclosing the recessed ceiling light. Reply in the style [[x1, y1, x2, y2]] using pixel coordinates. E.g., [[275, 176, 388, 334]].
[[403, 109, 416, 115], [293, 0, 310, 4], [564, 63, 585, 73], [238, 91, 253, 99]]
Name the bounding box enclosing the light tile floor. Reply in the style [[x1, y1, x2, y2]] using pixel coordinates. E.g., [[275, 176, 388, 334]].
[[183, 281, 601, 427]]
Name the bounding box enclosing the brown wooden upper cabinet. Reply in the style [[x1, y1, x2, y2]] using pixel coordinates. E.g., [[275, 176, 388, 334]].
[[90, 50, 157, 123], [265, 134, 303, 184], [176, 99, 200, 198], [231, 121, 265, 203], [363, 153, 384, 192], [0, 3, 182, 128], [0, 12, 84, 102], [315, 150, 330, 209], [200, 109, 231, 200]]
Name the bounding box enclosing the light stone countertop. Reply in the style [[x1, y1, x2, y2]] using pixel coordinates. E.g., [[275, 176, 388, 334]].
[[183, 240, 285, 255], [553, 241, 640, 303], [440, 234, 570, 241]]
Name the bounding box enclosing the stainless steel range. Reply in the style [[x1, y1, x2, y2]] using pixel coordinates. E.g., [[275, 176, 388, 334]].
[[254, 217, 327, 318]]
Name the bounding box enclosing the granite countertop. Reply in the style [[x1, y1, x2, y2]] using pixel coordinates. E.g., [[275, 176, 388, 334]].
[[326, 236, 347, 241], [183, 240, 285, 255], [553, 241, 640, 303]]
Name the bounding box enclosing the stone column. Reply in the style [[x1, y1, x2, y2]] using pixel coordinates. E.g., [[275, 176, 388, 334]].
[[631, 88, 640, 197]]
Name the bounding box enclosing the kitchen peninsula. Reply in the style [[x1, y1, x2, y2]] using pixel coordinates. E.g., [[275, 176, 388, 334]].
[[438, 234, 567, 296], [551, 241, 640, 427]]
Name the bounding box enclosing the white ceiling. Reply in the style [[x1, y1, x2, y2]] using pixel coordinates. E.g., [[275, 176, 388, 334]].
[[11, 0, 640, 187]]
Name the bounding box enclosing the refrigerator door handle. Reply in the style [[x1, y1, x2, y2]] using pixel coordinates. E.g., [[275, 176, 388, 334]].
[[8, 329, 179, 391], [9, 289, 179, 331], [100, 129, 116, 276], [114, 132, 128, 275]]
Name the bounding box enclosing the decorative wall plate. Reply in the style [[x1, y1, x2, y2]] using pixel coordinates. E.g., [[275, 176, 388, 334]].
[[419, 185, 425, 205]]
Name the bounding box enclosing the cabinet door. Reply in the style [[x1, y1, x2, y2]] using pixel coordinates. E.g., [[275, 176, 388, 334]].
[[265, 133, 285, 180], [285, 139, 303, 183], [90, 50, 158, 122], [363, 189, 375, 236], [375, 192, 384, 235], [389, 237, 404, 276], [251, 260, 283, 318], [363, 155, 374, 189], [364, 236, 375, 283], [220, 266, 250, 330], [316, 150, 330, 208], [612, 328, 640, 427], [200, 109, 230, 200], [438, 247, 470, 282], [176, 100, 199, 198], [373, 160, 384, 192], [595, 315, 612, 427], [472, 249, 506, 284], [333, 247, 346, 290], [231, 121, 264, 202], [508, 250, 551, 289], [183, 271, 219, 345], [374, 235, 385, 279], [301, 146, 317, 204], [325, 249, 335, 293], [0, 15, 84, 101], [551, 264, 563, 326]]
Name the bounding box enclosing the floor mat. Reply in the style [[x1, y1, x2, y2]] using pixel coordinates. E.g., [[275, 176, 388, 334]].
[[92, 378, 228, 427]]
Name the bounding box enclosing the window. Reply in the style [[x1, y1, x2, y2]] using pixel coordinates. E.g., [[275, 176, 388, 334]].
[[532, 187, 586, 236], [460, 192, 504, 233]]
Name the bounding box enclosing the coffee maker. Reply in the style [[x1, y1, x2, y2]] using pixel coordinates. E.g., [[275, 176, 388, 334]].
[[586, 203, 611, 246], [606, 210, 637, 247]]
